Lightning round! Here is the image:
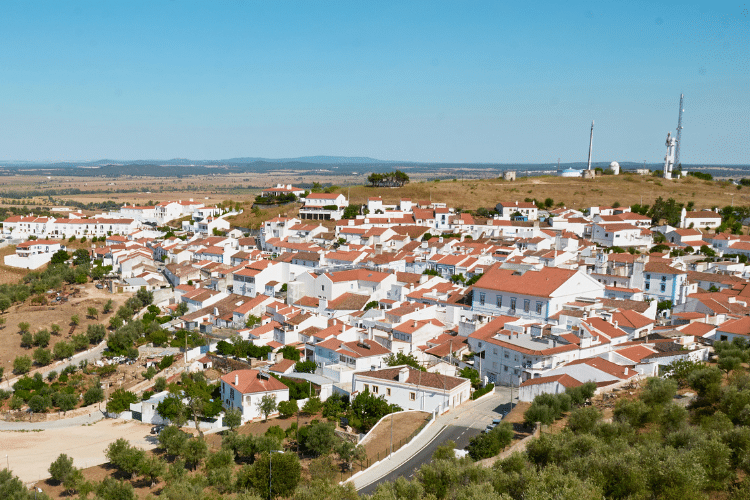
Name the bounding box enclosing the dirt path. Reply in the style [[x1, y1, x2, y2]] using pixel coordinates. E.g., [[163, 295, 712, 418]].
[[2, 418, 157, 485]]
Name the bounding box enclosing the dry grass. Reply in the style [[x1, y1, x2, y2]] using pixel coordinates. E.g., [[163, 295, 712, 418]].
[[2, 171, 744, 216]]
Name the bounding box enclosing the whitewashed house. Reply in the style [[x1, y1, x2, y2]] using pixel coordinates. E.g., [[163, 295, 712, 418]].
[[352, 365, 471, 415]]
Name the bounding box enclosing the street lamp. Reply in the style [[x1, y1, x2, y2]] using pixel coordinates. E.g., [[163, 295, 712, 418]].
[[269, 450, 283, 500]]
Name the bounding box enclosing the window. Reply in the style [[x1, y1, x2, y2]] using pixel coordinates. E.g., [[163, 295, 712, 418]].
[[536, 301, 543, 314], [645, 283, 650, 290], [646, 274, 651, 280], [479, 292, 486, 306], [364, 384, 369, 392], [504, 366, 508, 371], [496, 295, 502, 307], [386, 388, 391, 396], [524, 299, 530, 313], [660, 283, 666, 292], [322, 285, 325, 291], [409, 392, 416, 401], [510, 297, 516, 310], [493, 348, 498, 355], [372, 385, 378, 394], [661, 275, 667, 282], [504, 352, 509, 358]]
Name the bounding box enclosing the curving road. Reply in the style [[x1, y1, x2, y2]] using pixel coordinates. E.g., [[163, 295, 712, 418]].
[[355, 387, 515, 495]]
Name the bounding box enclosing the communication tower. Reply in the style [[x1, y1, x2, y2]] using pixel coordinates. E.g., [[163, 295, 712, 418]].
[[674, 94, 684, 168]]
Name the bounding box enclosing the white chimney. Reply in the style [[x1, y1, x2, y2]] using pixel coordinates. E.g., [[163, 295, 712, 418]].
[[413, 320, 417, 328], [398, 367, 409, 383], [624, 367, 629, 375], [234, 374, 238, 385]]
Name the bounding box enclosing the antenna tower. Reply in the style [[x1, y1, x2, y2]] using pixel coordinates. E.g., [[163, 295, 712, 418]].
[[586, 120, 594, 170], [674, 94, 684, 168]]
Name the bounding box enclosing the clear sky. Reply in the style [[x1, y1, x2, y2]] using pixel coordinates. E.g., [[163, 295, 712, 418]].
[[0, 0, 747, 164]]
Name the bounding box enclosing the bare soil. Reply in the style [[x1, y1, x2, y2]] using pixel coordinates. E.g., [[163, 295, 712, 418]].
[[360, 411, 432, 464], [0, 283, 132, 380]]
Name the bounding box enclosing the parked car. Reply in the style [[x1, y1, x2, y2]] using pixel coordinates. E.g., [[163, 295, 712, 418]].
[[150, 425, 165, 435]]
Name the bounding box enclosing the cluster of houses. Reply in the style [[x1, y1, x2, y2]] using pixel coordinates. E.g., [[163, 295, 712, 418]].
[[8, 192, 750, 424]]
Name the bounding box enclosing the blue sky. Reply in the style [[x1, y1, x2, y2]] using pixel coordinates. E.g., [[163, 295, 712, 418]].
[[0, 0, 747, 164]]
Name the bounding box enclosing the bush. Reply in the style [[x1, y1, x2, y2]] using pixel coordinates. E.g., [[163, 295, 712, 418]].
[[467, 422, 513, 460], [472, 383, 494, 400], [33, 347, 52, 366], [278, 399, 298, 418], [567, 406, 602, 434], [48, 453, 75, 484], [13, 355, 32, 374], [84, 386, 104, 406]]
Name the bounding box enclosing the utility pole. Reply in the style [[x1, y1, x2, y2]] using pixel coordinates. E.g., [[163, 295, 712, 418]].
[[586, 120, 594, 171], [390, 412, 394, 456]]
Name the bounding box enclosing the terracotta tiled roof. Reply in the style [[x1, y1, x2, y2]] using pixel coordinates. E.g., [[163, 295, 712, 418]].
[[356, 365, 468, 391], [221, 369, 288, 394]]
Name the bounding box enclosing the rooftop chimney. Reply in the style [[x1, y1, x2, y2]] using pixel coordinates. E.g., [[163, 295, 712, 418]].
[[398, 367, 409, 383], [234, 374, 239, 386]]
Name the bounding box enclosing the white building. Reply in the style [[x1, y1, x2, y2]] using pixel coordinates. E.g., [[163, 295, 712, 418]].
[[680, 208, 722, 229], [472, 266, 604, 321], [299, 193, 348, 221], [495, 201, 538, 221], [220, 369, 290, 423], [4, 239, 63, 269], [352, 365, 471, 415]]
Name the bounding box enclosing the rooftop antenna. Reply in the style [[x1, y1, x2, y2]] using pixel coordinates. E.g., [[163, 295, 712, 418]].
[[586, 121, 594, 170], [674, 94, 684, 168]]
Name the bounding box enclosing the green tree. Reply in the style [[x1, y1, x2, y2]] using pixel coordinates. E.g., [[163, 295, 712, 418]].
[[224, 407, 243, 431], [258, 394, 278, 422], [18, 321, 30, 333], [50, 323, 61, 335], [384, 352, 425, 371], [32, 329, 50, 347], [351, 391, 399, 431], [28, 394, 51, 413], [241, 451, 301, 499], [33, 347, 52, 366], [278, 398, 298, 418], [48, 453, 75, 484], [158, 425, 189, 457], [84, 385, 104, 406], [87, 306, 98, 319], [50, 249, 70, 264], [156, 394, 187, 426], [467, 422, 513, 460], [13, 354, 32, 374], [302, 421, 336, 456], [336, 440, 367, 470], [103, 299, 114, 314], [95, 477, 136, 500], [154, 376, 167, 392], [70, 314, 80, 326], [302, 395, 323, 415], [20, 331, 33, 348], [280, 344, 301, 361], [0, 297, 11, 314], [295, 360, 316, 373], [138, 455, 166, 487], [53, 340, 74, 360], [183, 437, 208, 470], [106, 438, 145, 479], [106, 388, 138, 414], [567, 406, 602, 434], [72, 333, 89, 351]]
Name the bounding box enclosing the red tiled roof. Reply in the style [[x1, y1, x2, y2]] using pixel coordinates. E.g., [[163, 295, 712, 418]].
[[220, 369, 288, 394], [520, 373, 582, 388]]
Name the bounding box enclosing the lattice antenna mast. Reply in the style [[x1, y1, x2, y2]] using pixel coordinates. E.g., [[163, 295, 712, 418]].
[[674, 94, 684, 167]]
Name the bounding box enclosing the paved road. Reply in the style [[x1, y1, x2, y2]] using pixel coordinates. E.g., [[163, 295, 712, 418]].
[[356, 386, 515, 495]]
